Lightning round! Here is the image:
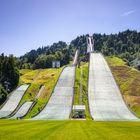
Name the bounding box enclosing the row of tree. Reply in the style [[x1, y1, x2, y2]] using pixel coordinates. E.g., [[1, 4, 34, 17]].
[[18, 30, 140, 70], [0, 54, 19, 104], [70, 30, 140, 69], [18, 41, 71, 69]]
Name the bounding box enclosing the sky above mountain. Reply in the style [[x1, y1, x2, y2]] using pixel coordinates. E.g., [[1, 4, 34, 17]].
[[0, 0, 140, 56]]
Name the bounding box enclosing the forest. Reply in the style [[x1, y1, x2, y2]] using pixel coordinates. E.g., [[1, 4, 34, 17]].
[[0, 54, 19, 104], [18, 30, 140, 70], [70, 30, 140, 69], [18, 41, 70, 69]]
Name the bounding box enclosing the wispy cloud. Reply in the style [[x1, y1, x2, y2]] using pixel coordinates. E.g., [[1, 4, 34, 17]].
[[121, 10, 136, 17]]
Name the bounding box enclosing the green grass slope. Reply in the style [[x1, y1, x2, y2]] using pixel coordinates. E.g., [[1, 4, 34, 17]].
[[106, 56, 140, 116], [74, 63, 91, 119], [19, 68, 63, 118], [0, 120, 140, 140]]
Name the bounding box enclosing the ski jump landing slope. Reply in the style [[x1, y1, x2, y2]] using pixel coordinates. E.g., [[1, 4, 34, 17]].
[[0, 85, 29, 118], [32, 50, 78, 120], [32, 66, 75, 120], [88, 53, 138, 121]]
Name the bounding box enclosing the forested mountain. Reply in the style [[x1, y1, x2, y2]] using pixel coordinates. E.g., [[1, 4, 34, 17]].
[[0, 54, 19, 104], [70, 30, 140, 69], [18, 41, 70, 69], [94, 30, 140, 64], [18, 30, 140, 70]]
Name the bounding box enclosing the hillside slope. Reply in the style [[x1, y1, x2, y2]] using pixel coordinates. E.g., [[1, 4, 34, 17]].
[[88, 53, 137, 120], [19, 68, 63, 118], [106, 56, 140, 116]]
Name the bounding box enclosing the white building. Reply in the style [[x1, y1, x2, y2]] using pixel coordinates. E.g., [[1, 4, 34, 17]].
[[52, 61, 60, 68]]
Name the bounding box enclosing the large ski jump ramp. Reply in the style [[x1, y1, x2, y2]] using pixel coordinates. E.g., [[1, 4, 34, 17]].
[[32, 66, 75, 120], [0, 85, 29, 118], [32, 50, 78, 120], [88, 53, 138, 121]]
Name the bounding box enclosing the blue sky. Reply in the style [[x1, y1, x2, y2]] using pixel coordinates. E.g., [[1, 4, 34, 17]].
[[0, 0, 140, 56]]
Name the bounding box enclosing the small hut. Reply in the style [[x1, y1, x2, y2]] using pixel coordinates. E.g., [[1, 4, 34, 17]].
[[52, 61, 60, 68], [72, 105, 86, 119]]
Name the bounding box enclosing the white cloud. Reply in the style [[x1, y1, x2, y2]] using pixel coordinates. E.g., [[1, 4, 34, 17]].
[[121, 10, 136, 17]]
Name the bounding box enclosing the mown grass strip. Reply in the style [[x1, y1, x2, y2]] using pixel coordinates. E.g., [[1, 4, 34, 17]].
[[0, 120, 140, 140]]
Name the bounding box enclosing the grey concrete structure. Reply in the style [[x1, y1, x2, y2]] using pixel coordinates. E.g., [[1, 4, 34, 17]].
[[32, 66, 76, 120], [73, 50, 79, 65], [35, 86, 45, 99], [0, 85, 29, 118], [88, 53, 138, 121], [86, 36, 94, 53], [10, 101, 33, 119]]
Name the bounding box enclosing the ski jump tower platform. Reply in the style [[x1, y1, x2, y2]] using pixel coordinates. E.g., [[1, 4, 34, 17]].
[[86, 36, 94, 53]]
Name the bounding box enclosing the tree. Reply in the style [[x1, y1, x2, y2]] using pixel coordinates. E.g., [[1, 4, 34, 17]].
[[0, 54, 19, 104]]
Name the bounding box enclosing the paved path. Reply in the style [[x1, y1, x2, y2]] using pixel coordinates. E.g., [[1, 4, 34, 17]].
[[32, 66, 76, 120], [88, 53, 138, 121], [0, 85, 29, 118], [10, 101, 33, 119]]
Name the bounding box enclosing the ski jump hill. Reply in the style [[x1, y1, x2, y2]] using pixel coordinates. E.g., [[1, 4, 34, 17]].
[[0, 36, 138, 121], [32, 50, 79, 120], [87, 36, 138, 121]]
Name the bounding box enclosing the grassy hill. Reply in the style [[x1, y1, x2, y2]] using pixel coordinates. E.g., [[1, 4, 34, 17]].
[[18, 57, 140, 118], [0, 120, 140, 140], [19, 68, 63, 118], [106, 56, 140, 116]]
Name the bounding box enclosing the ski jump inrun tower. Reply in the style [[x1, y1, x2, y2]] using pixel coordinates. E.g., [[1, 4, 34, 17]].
[[86, 36, 94, 53]]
